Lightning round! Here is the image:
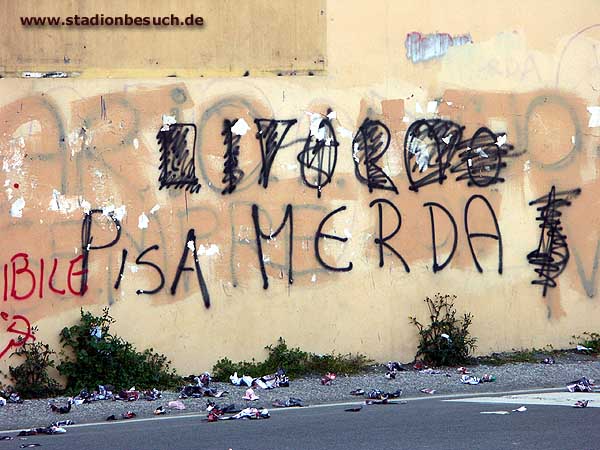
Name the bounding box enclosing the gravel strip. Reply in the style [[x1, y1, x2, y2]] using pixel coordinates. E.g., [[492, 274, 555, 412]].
[[0, 356, 598, 432]]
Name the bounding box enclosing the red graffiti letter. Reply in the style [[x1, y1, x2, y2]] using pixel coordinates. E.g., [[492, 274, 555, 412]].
[[11, 253, 36, 300], [67, 255, 87, 296]]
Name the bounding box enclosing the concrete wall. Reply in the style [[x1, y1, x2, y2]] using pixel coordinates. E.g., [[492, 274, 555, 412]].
[[1, 0, 599, 374]]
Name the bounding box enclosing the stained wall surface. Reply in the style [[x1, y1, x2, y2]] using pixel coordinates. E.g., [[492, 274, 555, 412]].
[[1, 0, 599, 374]]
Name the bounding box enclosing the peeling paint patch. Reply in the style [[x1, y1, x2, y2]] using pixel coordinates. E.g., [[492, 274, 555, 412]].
[[337, 127, 353, 139], [307, 112, 326, 141], [405, 32, 472, 63], [198, 244, 220, 256], [21, 71, 69, 78], [427, 101, 438, 114], [587, 107, 600, 127], [10, 197, 25, 217], [138, 212, 149, 229], [49, 189, 91, 214], [102, 204, 127, 221], [231, 118, 251, 136], [161, 114, 177, 131]]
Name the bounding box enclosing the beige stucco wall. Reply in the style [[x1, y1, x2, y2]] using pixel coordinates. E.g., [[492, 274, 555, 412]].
[[1, 0, 599, 375]]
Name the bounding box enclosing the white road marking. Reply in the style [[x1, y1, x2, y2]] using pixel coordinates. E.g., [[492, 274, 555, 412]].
[[447, 392, 600, 408]]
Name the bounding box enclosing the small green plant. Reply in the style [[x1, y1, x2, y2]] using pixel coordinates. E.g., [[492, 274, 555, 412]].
[[476, 346, 556, 366], [7, 329, 61, 398], [409, 293, 477, 366], [571, 332, 600, 353], [212, 337, 371, 381], [57, 308, 182, 393]]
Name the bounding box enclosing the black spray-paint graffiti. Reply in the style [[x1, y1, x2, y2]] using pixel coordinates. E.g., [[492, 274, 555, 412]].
[[251, 204, 294, 289], [527, 186, 581, 297], [297, 112, 339, 198], [255, 119, 297, 189], [76, 194, 502, 308], [158, 116, 517, 197], [81, 210, 211, 307], [404, 119, 514, 192], [369, 199, 410, 271], [221, 119, 245, 195], [352, 119, 398, 194], [156, 123, 202, 193], [424, 195, 503, 274]]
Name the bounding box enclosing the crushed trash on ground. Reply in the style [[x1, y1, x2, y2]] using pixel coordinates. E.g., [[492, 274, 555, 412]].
[[573, 400, 589, 408], [567, 377, 595, 392], [271, 397, 305, 407], [320, 372, 336, 385], [419, 388, 436, 395], [242, 388, 259, 401]]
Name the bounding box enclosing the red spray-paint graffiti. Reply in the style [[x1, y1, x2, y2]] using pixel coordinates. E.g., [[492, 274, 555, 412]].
[[0, 312, 35, 360]]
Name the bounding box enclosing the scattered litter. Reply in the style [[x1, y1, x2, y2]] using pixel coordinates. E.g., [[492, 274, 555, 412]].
[[456, 367, 470, 375], [413, 361, 427, 370], [116, 388, 140, 402], [229, 369, 289, 389], [385, 370, 397, 379], [121, 411, 136, 419], [168, 400, 186, 410], [567, 377, 595, 393], [542, 357, 555, 365], [481, 374, 496, 383], [18, 427, 66, 436], [576, 345, 593, 352], [512, 406, 527, 412], [50, 420, 74, 427], [480, 411, 510, 415], [242, 388, 259, 401], [366, 389, 402, 400], [0, 436, 13, 440], [350, 389, 365, 396], [229, 372, 254, 387], [365, 399, 406, 405], [179, 381, 228, 398], [154, 406, 166, 415], [345, 406, 362, 412], [419, 369, 442, 375], [218, 407, 270, 421], [387, 361, 405, 372], [20, 445, 41, 448], [573, 400, 589, 408], [271, 397, 304, 408], [206, 400, 241, 415], [0, 398, 5, 407], [460, 375, 482, 385], [74, 385, 114, 403], [144, 388, 162, 401], [321, 372, 336, 385], [49, 398, 73, 414], [419, 388, 436, 395], [8, 391, 24, 403]]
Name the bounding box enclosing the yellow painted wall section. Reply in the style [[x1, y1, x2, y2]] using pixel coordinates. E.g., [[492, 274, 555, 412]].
[[0, 0, 599, 375]]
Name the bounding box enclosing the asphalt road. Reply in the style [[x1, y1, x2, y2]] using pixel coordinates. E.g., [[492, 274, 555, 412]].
[[3, 393, 599, 450]]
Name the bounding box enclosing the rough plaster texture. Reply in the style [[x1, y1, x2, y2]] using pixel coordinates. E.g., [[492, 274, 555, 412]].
[[0, 0, 599, 375]]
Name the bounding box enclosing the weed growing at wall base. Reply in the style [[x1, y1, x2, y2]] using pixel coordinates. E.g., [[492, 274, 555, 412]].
[[57, 308, 182, 393], [5, 331, 61, 399], [212, 337, 371, 381], [571, 332, 600, 353], [409, 293, 477, 367]]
